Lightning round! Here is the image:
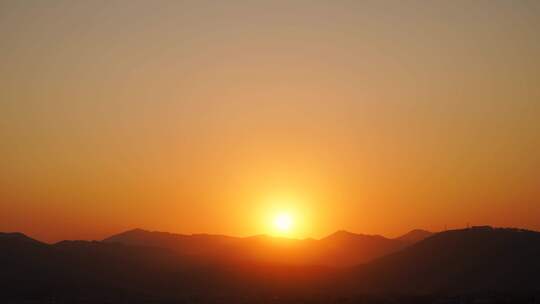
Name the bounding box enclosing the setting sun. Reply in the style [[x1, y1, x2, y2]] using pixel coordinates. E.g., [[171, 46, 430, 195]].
[[273, 213, 294, 233], [1, 1, 539, 302]]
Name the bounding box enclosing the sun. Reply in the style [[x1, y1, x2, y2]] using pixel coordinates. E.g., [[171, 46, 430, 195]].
[[273, 212, 294, 233]]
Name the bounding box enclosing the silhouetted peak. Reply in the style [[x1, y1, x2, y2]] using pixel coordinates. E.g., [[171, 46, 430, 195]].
[[323, 230, 355, 240], [129, 228, 147, 233], [410, 226, 540, 252], [447, 225, 532, 234], [395, 229, 433, 243], [439, 225, 531, 236], [119, 228, 152, 235], [323, 230, 387, 242], [104, 228, 240, 243], [103, 228, 169, 242], [1, 232, 29, 239], [0, 232, 44, 246]]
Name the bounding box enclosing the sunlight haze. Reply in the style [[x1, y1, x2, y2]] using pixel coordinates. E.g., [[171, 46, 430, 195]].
[[1, 0, 539, 242]]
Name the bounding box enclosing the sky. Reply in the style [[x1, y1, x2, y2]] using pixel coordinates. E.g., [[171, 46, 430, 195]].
[[1, 0, 539, 243]]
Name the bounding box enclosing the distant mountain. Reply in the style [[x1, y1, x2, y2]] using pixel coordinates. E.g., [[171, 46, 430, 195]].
[[0, 232, 333, 303], [103, 228, 238, 258], [347, 226, 540, 294], [103, 228, 408, 267], [317, 230, 407, 266], [394, 229, 433, 244]]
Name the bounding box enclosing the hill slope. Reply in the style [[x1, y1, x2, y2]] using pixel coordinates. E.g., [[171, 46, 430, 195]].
[[394, 229, 433, 244], [348, 226, 540, 294]]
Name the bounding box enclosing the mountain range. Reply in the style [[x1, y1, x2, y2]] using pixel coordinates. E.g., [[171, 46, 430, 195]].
[[103, 228, 432, 267], [2, 226, 540, 303]]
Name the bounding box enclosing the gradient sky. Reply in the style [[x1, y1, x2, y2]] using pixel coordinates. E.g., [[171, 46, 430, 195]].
[[1, 0, 539, 242]]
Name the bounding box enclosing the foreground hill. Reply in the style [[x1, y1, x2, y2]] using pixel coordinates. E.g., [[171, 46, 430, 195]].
[[103, 229, 415, 267], [346, 226, 540, 294]]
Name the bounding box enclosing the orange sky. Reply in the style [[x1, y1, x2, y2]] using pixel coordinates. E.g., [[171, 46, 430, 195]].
[[1, 1, 539, 243]]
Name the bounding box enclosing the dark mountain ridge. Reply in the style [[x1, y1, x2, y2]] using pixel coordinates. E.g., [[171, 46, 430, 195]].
[[346, 226, 540, 294], [103, 228, 419, 267], [394, 228, 433, 244], [2, 227, 540, 303]]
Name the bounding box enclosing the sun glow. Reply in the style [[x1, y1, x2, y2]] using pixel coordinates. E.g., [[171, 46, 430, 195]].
[[273, 212, 294, 233], [260, 194, 311, 237]]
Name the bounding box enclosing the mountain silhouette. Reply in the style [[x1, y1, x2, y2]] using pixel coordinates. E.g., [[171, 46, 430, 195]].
[[0, 232, 46, 249], [346, 226, 540, 294], [0, 232, 333, 302], [2, 227, 540, 303], [104, 228, 409, 267], [394, 229, 433, 244], [317, 230, 409, 266]]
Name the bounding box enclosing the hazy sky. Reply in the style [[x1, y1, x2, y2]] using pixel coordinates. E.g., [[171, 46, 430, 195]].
[[1, 0, 539, 242]]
